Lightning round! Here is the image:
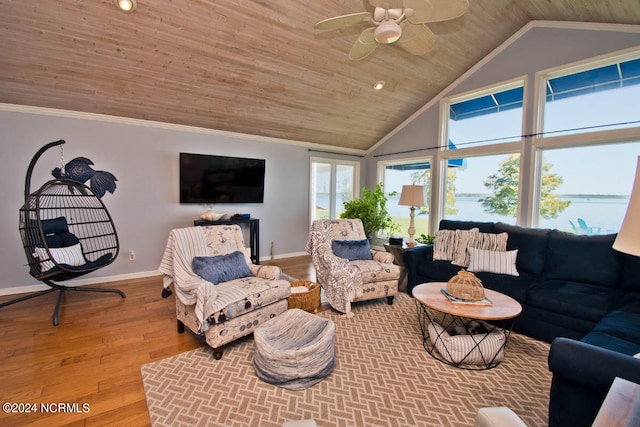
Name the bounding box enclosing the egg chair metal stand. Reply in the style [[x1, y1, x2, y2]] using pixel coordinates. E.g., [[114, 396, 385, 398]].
[[0, 140, 125, 326]]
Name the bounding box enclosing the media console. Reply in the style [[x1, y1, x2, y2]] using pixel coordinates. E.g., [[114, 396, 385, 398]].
[[193, 217, 260, 264]]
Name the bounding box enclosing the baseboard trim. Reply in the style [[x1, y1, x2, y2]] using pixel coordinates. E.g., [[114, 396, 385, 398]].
[[261, 251, 309, 262], [0, 270, 161, 297]]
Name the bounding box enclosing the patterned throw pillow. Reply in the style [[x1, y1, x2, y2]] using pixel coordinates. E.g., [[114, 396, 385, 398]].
[[433, 229, 458, 261], [468, 247, 519, 276], [450, 228, 480, 266], [331, 239, 373, 261], [192, 251, 254, 284], [452, 231, 508, 267], [34, 243, 85, 272]]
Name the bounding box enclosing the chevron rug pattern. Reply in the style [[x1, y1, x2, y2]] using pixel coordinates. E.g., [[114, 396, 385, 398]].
[[141, 294, 551, 427]]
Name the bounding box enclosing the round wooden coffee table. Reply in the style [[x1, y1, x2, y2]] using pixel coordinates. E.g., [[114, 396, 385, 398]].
[[413, 282, 522, 369]]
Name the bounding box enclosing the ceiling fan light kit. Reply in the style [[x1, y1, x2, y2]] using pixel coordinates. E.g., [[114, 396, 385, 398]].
[[315, 0, 469, 59], [374, 21, 402, 44]]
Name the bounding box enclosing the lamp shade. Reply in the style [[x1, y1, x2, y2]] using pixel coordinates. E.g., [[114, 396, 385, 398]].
[[613, 156, 640, 257], [398, 185, 425, 207]]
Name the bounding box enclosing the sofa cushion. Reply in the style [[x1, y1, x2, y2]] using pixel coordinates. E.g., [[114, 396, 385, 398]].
[[616, 291, 640, 313], [589, 311, 640, 345], [439, 219, 495, 233], [619, 253, 640, 292], [545, 231, 622, 287], [527, 280, 623, 322], [494, 222, 550, 275], [207, 276, 291, 324], [331, 239, 372, 261], [417, 260, 466, 282], [468, 248, 519, 276], [474, 271, 533, 303], [581, 331, 640, 356], [193, 251, 254, 284]]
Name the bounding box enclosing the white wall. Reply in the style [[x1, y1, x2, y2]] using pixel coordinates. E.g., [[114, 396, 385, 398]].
[[0, 109, 363, 292]]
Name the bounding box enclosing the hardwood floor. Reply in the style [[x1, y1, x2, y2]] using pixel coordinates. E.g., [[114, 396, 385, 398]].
[[0, 255, 316, 427]]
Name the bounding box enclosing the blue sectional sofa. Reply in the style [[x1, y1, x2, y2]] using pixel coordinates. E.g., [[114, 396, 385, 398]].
[[403, 219, 640, 427]]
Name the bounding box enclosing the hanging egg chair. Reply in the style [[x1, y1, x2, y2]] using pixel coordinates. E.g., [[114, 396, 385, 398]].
[[1, 140, 125, 326]]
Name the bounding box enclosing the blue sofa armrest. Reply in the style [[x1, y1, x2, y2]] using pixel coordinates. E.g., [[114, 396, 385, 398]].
[[547, 337, 640, 427], [403, 244, 433, 296]]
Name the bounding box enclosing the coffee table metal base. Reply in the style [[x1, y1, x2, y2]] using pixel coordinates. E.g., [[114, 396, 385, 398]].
[[415, 301, 515, 370]]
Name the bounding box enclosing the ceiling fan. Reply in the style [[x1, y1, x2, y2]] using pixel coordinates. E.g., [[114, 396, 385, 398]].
[[314, 0, 469, 60]]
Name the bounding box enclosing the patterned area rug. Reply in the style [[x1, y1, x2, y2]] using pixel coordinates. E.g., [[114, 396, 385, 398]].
[[141, 294, 551, 427]]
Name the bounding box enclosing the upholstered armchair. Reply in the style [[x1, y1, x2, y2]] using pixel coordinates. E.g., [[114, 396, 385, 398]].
[[159, 224, 291, 359], [305, 219, 400, 317]]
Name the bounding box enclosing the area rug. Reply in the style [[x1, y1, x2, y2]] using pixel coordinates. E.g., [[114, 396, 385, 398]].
[[141, 294, 551, 427]]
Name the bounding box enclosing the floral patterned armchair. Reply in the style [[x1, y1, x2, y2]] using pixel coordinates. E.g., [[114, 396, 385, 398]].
[[305, 219, 400, 317], [159, 225, 291, 359]]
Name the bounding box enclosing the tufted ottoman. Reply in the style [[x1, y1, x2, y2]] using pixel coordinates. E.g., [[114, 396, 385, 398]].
[[253, 308, 336, 390]]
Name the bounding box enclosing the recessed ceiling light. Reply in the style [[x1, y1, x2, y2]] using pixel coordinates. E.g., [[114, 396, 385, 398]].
[[114, 0, 136, 12], [373, 80, 385, 90]]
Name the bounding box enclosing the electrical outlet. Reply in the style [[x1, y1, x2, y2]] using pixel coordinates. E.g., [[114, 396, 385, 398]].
[[129, 251, 135, 261]]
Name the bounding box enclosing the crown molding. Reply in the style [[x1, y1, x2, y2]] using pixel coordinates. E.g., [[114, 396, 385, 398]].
[[0, 103, 367, 156]]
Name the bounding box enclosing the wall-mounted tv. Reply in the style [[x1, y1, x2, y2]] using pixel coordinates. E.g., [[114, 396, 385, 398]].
[[179, 152, 265, 204]]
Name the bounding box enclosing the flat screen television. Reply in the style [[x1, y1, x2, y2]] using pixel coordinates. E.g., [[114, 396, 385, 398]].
[[179, 152, 265, 204]]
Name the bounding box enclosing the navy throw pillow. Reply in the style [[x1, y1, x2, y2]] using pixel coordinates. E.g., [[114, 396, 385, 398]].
[[332, 239, 373, 261], [192, 251, 254, 284]]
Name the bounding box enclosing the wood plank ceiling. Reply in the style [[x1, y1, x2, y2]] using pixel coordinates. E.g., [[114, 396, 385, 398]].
[[0, 0, 639, 152]]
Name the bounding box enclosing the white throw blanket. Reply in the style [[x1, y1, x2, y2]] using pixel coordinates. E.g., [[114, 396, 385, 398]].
[[158, 227, 248, 332]]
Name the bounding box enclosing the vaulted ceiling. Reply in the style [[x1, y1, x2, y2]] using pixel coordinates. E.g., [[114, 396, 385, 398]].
[[1, 1, 639, 152]]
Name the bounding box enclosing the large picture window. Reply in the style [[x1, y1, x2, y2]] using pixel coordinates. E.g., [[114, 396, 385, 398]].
[[441, 153, 519, 225], [536, 142, 640, 233]]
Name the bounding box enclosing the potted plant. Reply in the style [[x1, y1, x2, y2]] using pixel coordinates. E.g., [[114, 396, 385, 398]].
[[340, 183, 395, 240]]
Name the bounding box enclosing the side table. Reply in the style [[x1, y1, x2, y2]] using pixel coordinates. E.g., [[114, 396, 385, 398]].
[[384, 243, 423, 292]]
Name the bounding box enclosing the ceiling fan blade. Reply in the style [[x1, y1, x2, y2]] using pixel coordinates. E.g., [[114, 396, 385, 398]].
[[349, 28, 378, 60], [367, 0, 404, 9], [396, 22, 436, 55], [314, 12, 372, 30], [404, 0, 469, 24]]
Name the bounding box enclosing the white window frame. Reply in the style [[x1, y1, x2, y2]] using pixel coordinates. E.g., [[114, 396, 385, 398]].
[[309, 157, 360, 225], [377, 155, 434, 235], [437, 77, 528, 228], [530, 47, 640, 227]]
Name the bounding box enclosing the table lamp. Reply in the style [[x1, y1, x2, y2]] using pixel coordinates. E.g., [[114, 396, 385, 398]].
[[398, 185, 425, 247], [613, 155, 640, 257]]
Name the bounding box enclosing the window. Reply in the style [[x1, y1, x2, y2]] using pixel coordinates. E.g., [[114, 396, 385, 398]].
[[447, 82, 524, 148], [536, 143, 640, 233], [541, 57, 640, 138], [441, 153, 519, 225], [378, 158, 431, 237], [440, 79, 526, 227], [310, 158, 359, 222], [534, 51, 640, 233]]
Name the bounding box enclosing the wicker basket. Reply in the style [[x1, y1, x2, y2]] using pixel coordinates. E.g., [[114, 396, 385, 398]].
[[446, 270, 485, 301], [287, 280, 321, 313]]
